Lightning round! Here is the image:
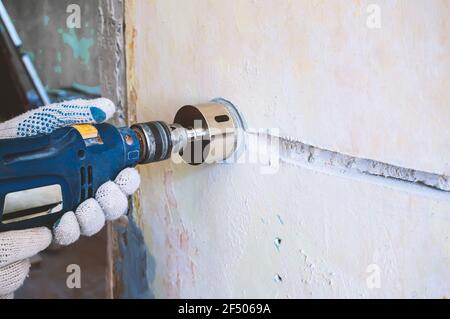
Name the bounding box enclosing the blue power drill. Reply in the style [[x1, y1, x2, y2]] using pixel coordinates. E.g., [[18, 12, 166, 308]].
[[0, 99, 246, 232]]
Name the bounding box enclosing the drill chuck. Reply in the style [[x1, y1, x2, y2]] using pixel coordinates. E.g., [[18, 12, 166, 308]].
[[131, 121, 173, 164]]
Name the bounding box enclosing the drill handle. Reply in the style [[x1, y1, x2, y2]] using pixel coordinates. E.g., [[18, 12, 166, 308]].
[[0, 128, 82, 232]]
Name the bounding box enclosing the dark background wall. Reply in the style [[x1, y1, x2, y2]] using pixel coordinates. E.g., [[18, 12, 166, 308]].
[[2, 0, 106, 299], [4, 0, 100, 90]]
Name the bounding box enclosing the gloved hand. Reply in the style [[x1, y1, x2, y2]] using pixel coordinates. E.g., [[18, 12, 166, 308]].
[[0, 98, 140, 298]]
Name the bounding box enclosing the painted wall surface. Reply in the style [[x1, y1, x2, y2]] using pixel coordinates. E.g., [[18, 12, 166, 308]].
[[120, 0, 450, 298]]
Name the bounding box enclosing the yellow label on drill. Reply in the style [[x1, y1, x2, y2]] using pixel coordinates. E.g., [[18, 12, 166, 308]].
[[72, 124, 99, 140]]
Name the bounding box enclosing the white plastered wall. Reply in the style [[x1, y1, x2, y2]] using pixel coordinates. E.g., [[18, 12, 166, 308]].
[[124, 0, 450, 298]]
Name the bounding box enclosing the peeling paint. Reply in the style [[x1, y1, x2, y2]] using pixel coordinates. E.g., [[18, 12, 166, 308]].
[[58, 28, 94, 65], [162, 168, 198, 298], [43, 15, 49, 26], [54, 51, 62, 74]]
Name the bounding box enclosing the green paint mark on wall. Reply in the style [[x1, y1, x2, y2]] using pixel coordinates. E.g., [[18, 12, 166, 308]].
[[57, 28, 94, 66], [54, 52, 62, 73], [26, 51, 35, 62], [43, 15, 50, 26]]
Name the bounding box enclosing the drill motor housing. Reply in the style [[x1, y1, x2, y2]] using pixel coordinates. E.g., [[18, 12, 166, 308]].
[[0, 123, 141, 232]]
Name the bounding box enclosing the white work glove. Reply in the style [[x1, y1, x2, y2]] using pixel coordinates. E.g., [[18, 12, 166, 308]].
[[0, 98, 140, 298]]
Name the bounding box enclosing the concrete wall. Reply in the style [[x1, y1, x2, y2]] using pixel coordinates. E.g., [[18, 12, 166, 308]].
[[116, 0, 450, 298]]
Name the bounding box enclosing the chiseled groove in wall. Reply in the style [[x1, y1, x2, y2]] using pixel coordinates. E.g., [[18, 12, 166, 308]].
[[98, 0, 127, 126], [251, 132, 450, 193], [98, 0, 127, 299]]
